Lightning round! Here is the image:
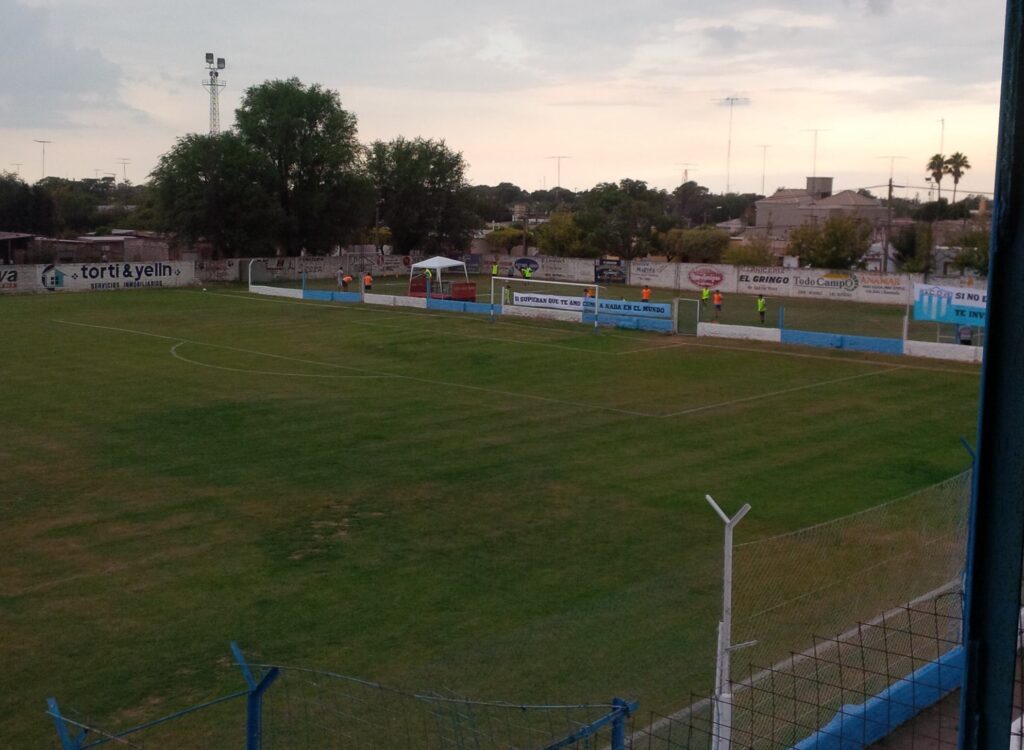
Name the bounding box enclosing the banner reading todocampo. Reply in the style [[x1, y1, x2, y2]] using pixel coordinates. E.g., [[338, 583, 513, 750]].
[[913, 283, 988, 326], [512, 292, 672, 318]]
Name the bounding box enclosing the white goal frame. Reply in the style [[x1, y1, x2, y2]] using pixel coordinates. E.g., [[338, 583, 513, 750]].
[[489, 276, 604, 332]]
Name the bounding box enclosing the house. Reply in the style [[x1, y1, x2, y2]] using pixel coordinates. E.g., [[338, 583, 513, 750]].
[[754, 177, 886, 242]]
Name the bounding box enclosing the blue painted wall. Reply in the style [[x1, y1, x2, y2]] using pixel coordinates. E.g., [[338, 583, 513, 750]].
[[791, 646, 963, 750], [781, 329, 903, 356]]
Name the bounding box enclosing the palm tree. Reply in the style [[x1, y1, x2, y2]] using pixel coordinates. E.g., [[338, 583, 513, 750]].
[[944, 152, 971, 203], [926, 154, 946, 201]]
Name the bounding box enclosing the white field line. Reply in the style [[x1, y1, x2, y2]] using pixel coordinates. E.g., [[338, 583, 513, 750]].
[[197, 289, 977, 375], [54, 319, 653, 418], [55, 319, 911, 420], [659, 367, 907, 418], [169, 342, 393, 379]]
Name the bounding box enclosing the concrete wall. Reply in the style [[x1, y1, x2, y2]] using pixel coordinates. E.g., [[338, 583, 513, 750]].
[[1, 261, 195, 294], [697, 323, 782, 343]]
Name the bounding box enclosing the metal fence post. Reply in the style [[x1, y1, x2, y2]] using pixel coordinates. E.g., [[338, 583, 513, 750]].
[[610, 697, 637, 750], [231, 642, 280, 750], [706, 495, 751, 750], [47, 697, 81, 750]]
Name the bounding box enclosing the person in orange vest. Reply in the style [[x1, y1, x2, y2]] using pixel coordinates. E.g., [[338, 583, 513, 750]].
[[641, 285, 652, 303], [341, 272, 353, 291], [712, 289, 724, 321], [363, 272, 373, 291]]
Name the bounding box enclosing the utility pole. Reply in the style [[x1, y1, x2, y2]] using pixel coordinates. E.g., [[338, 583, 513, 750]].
[[116, 158, 131, 183], [33, 140, 52, 181], [938, 117, 945, 155], [546, 155, 571, 204], [758, 146, 770, 195], [11, 163, 23, 177], [715, 96, 750, 194], [801, 129, 830, 178]]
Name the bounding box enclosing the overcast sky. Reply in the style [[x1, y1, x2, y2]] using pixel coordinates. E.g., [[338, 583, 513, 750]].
[[0, 0, 1008, 198]]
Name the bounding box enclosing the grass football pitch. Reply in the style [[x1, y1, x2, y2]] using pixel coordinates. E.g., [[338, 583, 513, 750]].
[[0, 287, 979, 745]]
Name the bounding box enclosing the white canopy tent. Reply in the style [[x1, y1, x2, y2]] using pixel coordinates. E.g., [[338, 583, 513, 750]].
[[408, 256, 469, 287]]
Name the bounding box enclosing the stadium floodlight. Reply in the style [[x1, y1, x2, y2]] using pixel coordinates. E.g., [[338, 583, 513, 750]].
[[202, 52, 227, 134]]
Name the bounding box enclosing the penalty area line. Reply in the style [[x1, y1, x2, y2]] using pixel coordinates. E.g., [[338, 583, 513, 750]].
[[169, 342, 393, 380], [659, 366, 907, 418]]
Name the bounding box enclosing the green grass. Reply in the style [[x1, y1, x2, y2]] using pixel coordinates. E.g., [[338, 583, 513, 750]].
[[0, 287, 979, 745]]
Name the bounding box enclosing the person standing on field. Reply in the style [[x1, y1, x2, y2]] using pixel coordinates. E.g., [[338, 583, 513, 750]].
[[363, 272, 374, 291], [522, 266, 533, 279], [341, 272, 353, 291], [757, 294, 767, 324], [491, 261, 499, 276], [712, 290, 724, 321], [641, 285, 652, 302], [701, 286, 711, 310]]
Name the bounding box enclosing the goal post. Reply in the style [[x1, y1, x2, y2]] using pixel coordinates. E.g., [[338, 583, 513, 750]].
[[490, 276, 604, 332]]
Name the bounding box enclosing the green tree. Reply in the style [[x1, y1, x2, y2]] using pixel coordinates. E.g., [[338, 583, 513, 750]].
[[787, 215, 872, 269], [949, 228, 989, 276], [575, 180, 667, 259], [235, 77, 372, 254], [944, 152, 971, 203], [892, 223, 934, 274], [927, 154, 946, 202], [662, 227, 729, 262], [535, 210, 584, 256], [151, 132, 282, 257], [366, 137, 475, 254], [722, 235, 778, 266], [485, 226, 529, 254], [0, 173, 55, 235]]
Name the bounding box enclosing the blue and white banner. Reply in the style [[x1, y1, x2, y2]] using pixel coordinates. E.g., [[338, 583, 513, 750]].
[[913, 284, 987, 326], [512, 291, 672, 319]]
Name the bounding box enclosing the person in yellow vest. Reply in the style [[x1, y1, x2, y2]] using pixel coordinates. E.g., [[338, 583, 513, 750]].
[[757, 294, 767, 324], [363, 272, 374, 291], [522, 266, 533, 279], [641, 285, 652, 302], [503, 284, 512, 304], [701, 286, 711, 310], [423, 268, 433, 281], [491, 261, 499, 276]]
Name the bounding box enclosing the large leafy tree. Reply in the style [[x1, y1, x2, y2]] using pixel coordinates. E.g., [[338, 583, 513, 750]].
[[892, 223, 934, 273], [787, 215, 872, 269], [575, 180, 669, 259], [723, 235, 778, 266], [535, 209, 585, 256], [366, 137, 475, 254], [661, 227, 729, 263], [0, 173, 55, 235], [151, 133, 282, 257], [950, 228, 989, 276], [926, 154, 946, 201], [944, 152, 971, 203], [235, 78, 373, 254]]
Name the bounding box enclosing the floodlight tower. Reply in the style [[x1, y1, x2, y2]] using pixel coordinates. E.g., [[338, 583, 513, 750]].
[[202, 53, 227, 134]]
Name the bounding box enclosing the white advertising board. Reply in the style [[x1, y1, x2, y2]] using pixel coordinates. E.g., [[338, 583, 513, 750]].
[[1, 262, 195, 294]]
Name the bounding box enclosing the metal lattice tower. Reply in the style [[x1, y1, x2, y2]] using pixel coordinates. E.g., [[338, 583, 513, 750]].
[[202, 53, 227, 134]]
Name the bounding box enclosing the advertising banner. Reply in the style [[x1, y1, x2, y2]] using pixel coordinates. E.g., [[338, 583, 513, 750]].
[[5, 261, 196, 294], [628, 260, 677, 289], [594, 257, 627, 284], [513, 291, 671, 318], [913, 284, 988, 326], [736, 267, 793, 296], [680, 264, 738, 293], [0, 265, 43, 294]]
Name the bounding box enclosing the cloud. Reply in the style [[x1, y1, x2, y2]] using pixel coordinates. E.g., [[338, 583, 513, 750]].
[[0, 0, 137, 127]]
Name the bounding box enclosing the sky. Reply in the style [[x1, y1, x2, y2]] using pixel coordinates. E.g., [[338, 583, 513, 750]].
[[0, 0, 1008, 199]]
